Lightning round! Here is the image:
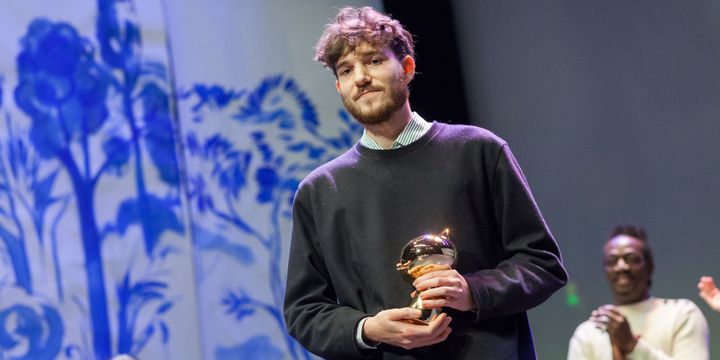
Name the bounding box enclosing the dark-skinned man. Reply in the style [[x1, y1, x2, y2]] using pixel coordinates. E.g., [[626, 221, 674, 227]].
[[568, 224, 709, 360]]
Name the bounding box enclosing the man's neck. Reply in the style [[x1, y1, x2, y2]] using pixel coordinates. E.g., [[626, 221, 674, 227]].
[[363, 103, 412, 149], [614, 293, 651, 306]]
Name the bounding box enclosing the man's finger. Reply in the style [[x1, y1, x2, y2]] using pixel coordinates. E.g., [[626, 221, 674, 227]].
[[416, 325, 453, 348], [419, 286, 454, 299], [413, 270, 454, 287], [386, 307, 423, 321], [604, 308, 625, 322], [425, 312, 447, 332], [419, 315, 451, 341]]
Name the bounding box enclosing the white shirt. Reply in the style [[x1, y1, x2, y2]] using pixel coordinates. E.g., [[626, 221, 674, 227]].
[[359, 112, 431, 150], [567, 297, 709, 360]]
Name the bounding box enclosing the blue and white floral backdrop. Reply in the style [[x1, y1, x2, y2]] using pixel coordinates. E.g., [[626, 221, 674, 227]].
[[0, 0, 201, 359], [167, 1, 379, 359], [0, 0, 378, 359]]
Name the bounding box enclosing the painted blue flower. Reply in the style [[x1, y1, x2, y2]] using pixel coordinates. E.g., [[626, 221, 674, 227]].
[[15, 19, 111, 158], [0, 287, 63, 360]]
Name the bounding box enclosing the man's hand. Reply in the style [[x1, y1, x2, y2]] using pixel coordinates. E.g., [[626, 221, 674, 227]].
[[590, 305, 638, 355], [412, 269, 475, 312], [363, 308, 452, 350], [698, 276, 720, 313]]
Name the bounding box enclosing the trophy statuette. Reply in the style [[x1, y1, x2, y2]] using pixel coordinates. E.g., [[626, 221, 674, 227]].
[[395, 229, 458, 325]]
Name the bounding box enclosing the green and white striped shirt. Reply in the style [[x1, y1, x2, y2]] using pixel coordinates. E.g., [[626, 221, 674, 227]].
[[359, 112, 431, 150]]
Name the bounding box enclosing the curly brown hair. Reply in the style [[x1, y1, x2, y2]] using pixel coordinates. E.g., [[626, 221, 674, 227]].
[[314, 7, 414, 74]]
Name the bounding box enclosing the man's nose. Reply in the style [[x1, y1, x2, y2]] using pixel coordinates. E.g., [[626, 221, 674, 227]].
[[353, 66, 370, 86], [613, 258, 629, 271]]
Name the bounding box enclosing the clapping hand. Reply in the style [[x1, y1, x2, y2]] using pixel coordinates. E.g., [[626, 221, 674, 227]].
[[698, 276, 720, 313], [590, 305, 638, 355]]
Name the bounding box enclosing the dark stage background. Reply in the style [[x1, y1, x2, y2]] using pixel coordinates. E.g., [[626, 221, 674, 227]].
[[388, 0, 720, 358]]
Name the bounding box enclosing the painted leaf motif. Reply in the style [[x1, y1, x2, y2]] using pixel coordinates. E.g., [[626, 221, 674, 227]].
[[141, 61, 168, 81], [102, 136, 131, 173], [203, 135, 251, 199], [214, 335, 284, 360], [283, 78, 319, 133], [192, 225, 254, 265], [97, 0, 140, 70], [255, 166, 278, 203], [116, 195, 182, 255], [159, 321, 170, 344], [116, 274, 169, 322], [188, 84, 242, 111], [221, 289, 255, 321], [131, 281, 167, 301], [140, 82, 180, 185], [32, 170, 60, 224], [115, 199, 139, 236], [156, 301, 173, 315], [0, 225, 32, 291], [234, 75, 282, 122]]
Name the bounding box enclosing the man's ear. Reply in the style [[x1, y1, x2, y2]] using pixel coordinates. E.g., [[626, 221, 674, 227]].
[[401, 55, 416, 82], [335, 79, 341, 93]]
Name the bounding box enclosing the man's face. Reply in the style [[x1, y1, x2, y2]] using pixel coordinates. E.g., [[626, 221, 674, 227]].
[[603, 235, 652, 305], [334, 41, 410, 125]]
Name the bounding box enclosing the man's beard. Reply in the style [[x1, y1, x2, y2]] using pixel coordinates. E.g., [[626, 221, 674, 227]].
[[341, 76, 409, 126]]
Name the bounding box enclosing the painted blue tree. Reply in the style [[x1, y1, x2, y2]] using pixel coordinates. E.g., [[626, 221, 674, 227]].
[[14, 18, 115, 359], [11, 0, 183, 358], [0, 76, 67, 359], [95, 1, 183, 355], [181, 76, 362, 359]]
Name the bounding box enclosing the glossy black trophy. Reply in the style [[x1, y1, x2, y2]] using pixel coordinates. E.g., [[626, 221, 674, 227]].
[[395, 229, 457, 325]]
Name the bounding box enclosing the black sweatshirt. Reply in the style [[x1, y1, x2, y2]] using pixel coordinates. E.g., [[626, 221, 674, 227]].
[[284, 122, 567, 359]]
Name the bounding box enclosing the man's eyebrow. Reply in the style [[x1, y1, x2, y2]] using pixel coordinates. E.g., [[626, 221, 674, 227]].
[[337, 49, 386, 68], [336, 59, 349, 69]]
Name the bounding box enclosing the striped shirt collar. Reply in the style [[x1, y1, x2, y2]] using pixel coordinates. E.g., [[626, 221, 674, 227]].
[[359, 112, 432, 150]]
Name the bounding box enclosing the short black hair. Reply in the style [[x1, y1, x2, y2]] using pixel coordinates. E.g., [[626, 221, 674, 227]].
[[609, 223, 647, 242]]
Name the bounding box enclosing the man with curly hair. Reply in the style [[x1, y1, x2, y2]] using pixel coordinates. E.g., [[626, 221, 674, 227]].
[[284, 6, 567, 359]]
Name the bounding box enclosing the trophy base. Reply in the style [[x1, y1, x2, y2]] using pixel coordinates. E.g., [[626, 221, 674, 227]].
[[407, 293, 442, 325]]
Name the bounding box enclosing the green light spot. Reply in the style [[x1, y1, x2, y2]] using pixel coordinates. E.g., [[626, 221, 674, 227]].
[[567, 293, 580, 307], [565, 283, 581, 308]]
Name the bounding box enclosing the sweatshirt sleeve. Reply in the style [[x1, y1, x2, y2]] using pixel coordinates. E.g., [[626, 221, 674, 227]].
[[464, 143, 568, 322], [567, 322, 600, 360], [627, 300, 709, 360], [283, 183, 372, 359]]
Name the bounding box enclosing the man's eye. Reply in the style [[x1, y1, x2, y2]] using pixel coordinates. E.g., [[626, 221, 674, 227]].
[[339, 68, 351, 76], [370, 58, 383, 64]]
